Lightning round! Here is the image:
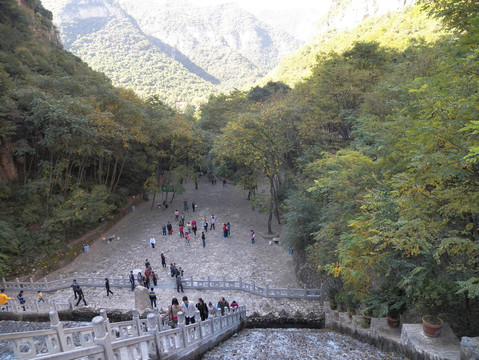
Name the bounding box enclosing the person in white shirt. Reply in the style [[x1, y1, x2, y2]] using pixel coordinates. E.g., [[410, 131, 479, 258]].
[[181, 296, 196, 325], [149, 236, 156, 249]]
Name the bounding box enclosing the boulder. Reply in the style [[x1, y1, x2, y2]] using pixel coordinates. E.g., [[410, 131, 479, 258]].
[[134, 286, 150, 311]]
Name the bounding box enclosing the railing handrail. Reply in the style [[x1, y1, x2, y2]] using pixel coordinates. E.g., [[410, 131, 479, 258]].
[[0, 306, 247, 360], [1, 275, 321, 300]]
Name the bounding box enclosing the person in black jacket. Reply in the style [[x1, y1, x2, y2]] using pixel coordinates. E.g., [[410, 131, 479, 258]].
[[196, 298, 208, 321], [105, 278, 114, 297], [75, 286, 87, 306], [129, 271, 135, 291]]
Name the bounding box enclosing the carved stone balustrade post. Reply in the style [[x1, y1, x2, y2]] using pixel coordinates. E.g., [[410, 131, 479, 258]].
[[92, 315, 114, 360]]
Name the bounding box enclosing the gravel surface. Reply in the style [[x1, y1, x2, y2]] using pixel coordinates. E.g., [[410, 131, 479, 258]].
[[41, 178, 319, 316], [201, 328, 404, 360]]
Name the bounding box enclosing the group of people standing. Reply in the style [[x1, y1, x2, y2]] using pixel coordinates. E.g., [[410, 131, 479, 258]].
[[161, 296, 239, 328]]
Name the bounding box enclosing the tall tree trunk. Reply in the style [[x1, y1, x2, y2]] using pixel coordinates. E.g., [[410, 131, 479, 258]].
[[267, 178, 274, 234], [151, 191, 157, 209], [112, 157, 126, 193]]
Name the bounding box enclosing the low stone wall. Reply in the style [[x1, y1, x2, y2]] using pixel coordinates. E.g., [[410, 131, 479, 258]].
[[323, 301, 466, 360], [246, 310, 324, 329]]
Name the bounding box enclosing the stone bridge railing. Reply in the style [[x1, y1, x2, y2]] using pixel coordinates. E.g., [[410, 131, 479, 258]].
[[0, 306, 246, 359], [2, 274, 322, 299]]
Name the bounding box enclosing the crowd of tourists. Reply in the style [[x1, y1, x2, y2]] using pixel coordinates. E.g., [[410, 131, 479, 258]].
[[1, 193, 249, 316]]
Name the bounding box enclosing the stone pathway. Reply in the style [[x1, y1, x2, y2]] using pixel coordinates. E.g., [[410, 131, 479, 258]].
[[42, 177, 321, 316]]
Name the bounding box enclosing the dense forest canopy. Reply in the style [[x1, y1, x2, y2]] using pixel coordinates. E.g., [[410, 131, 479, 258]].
[[0, 0, 478, 338]]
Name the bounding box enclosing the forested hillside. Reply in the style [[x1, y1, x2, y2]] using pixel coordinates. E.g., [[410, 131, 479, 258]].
[[267, 3, 443, 85], [0, 0, 205, 278], [201, 1, 479, 337], [40, 0, 302, 106]]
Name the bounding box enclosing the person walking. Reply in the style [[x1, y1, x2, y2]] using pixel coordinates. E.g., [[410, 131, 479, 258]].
[[186, 221, 191, 234], [203, 219, 208, 232], [201, 231, 206, 248], [129, 271, 135, 291], [105, 278, 114, 297], [162, 224, 167, 236], [223, 224, 228, 238], [179, 224, 184, 238], [0, 289, 13, 311], [151, 271, 158, 286], [217, 297, 230, 316], [196, 298, 208, 321], [176, 274, 184, 293], [145, 259, 151, 269], [210, 216, 216, 230], [227, 222, 231, 236], [71, 279, 79, 299], [174, 210, 179, 221], [162, 298, 181, 328], [251, 230, 255, 244], [192, 202, 196, 212], [167, 222, 173, 235], [75, 286, 87, 306], [183, 199, 188, 211], [181, 296, 196, 325], [149, 236, 156, 249], [161, 253, 167, 268], [37, 291, 45, 303], [17, 291, 26, 311], [149, 288, 157, 308], [192, 219, 197, 236], [144, 267, 151, 289], [184, 232, 190, 246]]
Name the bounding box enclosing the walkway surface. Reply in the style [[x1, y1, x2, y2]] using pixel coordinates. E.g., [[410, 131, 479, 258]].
[[41, 178, 321, 316]]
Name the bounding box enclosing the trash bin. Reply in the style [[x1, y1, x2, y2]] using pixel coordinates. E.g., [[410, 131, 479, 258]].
[[84, 244, 89, 252], [131, 205, 136, 211]]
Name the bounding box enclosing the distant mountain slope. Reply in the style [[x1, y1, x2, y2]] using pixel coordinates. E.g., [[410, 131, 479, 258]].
[[40, 0, 302, 105], [266, 1, 445, 86]]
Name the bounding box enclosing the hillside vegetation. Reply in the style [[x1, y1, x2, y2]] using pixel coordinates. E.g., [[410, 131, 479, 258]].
[[0, 0, 206, 277], [202, 1, 479, 337], [267, 4, 445, 85]]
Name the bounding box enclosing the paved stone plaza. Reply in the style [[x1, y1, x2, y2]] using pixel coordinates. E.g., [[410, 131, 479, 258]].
[[43, 178, 321, 317]]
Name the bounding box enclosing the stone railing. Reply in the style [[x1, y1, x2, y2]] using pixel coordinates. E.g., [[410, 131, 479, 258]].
[[1, 274, 321, 299], [0, 299, 71, 314], [0, 306, 246, 359]]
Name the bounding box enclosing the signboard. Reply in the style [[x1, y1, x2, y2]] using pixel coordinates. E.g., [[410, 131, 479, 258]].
[[161, 185, 175, 192]]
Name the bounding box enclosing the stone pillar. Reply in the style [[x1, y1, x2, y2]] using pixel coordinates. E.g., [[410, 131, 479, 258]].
[[92, 315, 114, 360], [100, 309, 111, 337], [50, 311, 67, 352], [178, 311, 185, 326], [131, 308, 141, 336], [147, 313, 160, 358]]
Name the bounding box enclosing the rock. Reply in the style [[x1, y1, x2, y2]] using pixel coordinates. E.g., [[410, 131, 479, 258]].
[[134, 286, 150, 311], [461, 337, 479, 360]]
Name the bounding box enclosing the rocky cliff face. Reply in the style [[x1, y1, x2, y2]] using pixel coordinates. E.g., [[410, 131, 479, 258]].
[[318, 0, 417, 34]]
